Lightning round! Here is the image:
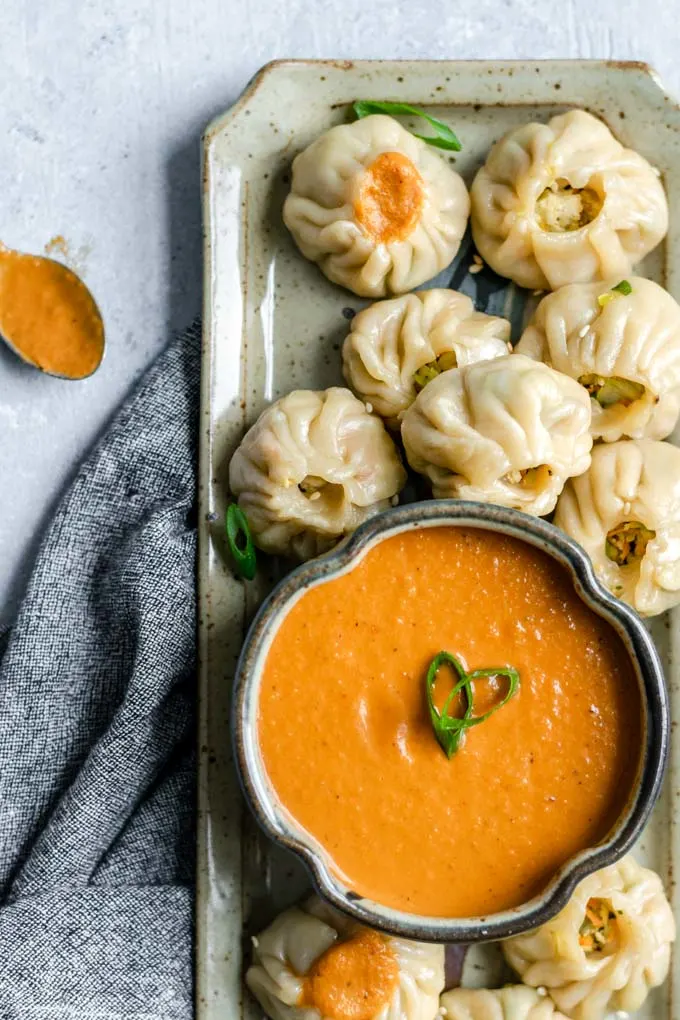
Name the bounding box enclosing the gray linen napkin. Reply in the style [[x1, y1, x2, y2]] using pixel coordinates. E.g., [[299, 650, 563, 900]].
[[0, 323, 200, 1019]]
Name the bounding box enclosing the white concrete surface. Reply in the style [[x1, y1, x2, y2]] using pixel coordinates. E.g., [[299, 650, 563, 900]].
[[1, 0, 679, 625]]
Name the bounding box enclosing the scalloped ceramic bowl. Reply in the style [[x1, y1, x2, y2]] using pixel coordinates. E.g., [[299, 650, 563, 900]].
[[232, 500, 669, 943]]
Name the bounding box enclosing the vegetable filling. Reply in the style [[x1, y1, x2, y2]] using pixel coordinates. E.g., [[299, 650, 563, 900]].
[[536, 178, 603, 232], [579, 897, 620, 954], [298, 476, 345, 512], [579, 374, 646, 408], [605, 520, 656, 567], [502, 465, 552, 489], [413, 351, 458, 391]]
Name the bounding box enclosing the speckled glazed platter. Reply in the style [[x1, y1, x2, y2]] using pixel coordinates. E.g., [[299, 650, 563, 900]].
[[199, 60, 680, 1020]]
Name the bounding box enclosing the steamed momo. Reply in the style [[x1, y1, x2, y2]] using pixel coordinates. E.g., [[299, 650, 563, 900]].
[[503, 855, 675, 1020], [283, 115, 470, 297], [470, 110, 668, 290], [440, 987, 568, 1020], [246, 895, 444, 1020], [229, 387, 406, 560], [517, 277, 680, 442], [342, 290, 511, 428], [554, 439, 680, 616], [400, 354, 592, 516]]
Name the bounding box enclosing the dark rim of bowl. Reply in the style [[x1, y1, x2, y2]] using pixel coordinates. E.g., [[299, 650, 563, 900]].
[[232, 500, 669, 943]]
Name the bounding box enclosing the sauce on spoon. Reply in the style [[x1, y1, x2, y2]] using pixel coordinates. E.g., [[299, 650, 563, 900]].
[[0, 243, 104, 379]]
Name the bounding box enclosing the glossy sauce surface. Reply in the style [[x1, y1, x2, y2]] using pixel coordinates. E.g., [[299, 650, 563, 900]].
[[259, 527, 641, 917], [353, 151, 424, 243]]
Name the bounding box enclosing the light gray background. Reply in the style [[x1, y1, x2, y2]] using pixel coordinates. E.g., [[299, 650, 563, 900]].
[[1, 0, 679, 625]]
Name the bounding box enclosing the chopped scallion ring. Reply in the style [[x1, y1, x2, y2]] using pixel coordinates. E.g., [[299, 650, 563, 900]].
[[226, 503, 257, 581]]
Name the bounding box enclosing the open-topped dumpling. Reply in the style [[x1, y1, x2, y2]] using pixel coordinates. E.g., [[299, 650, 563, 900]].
[[470, 110, 668, 290], [401, 354, 592, 516], [554, 439, 680, 616], [246, 895, 444, 1020], [342, 289, 511, 428], [229, 387, 406, 560], [502, 855, 675, 1020], [517, 277, 680, 442], [440, 987, 568, 1019], [283, 115, 470, 297]]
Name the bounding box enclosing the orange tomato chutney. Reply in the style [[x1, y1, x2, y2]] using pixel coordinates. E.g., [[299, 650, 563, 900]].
[[353, 152, 424, 244], [300, 930, 398, 1020], [258, 527, 642, 918]]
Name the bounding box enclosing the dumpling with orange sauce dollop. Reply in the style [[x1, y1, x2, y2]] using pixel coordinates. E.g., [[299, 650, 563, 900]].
[[246, 895, 445, 1020], [283, 115, 470, 297]]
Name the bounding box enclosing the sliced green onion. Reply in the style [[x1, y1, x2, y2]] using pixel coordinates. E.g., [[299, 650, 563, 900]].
[[226, 503, 257, 580], [425, 652, 520, 759], [426, 652, 473, 758], [352, 100, 462, 152], [597, 280, 632, 307]]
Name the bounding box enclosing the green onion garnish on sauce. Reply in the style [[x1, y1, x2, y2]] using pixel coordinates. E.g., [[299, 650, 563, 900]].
[[226, 503, 257, 580], [426, 651, 520, 759], [352, 100, 462, 152]]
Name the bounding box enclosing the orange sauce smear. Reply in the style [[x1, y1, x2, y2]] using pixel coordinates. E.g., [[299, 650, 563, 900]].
[[353, 151, 424, 244], [299, 930, 398, 1020], [258, 527, 641, 918], [0, 247, 103, 378]]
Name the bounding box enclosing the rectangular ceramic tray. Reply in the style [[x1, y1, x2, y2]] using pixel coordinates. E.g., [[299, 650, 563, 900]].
[[199, 59, 680, 1020]]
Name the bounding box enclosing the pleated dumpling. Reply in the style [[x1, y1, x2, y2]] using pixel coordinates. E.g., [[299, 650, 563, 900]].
[[502, 855, 675, 1020], [517, 277, 680, 442], [342, 289, 511, 428], [400, 354, 592, 516], [470, 110, 668, 290], [229, 387, 406, 560], [553, 439, 680, 616], [246, 896, 445, 1020], [440, 987, 568, 1020], [283, 115, 470, 297]]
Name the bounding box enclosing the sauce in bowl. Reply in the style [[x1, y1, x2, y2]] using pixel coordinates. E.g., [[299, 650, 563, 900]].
[[257, 527, 642, 919]]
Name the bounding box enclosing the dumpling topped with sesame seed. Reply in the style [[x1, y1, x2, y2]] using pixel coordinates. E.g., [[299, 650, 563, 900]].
[[283, 115, 470, 297], [517, 277, 680, 442], [470, 110, 668, 290], [229, 387, 406, 560]]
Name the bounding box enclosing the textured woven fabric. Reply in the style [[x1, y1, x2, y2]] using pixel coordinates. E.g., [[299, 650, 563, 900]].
[[0, 323, 200, 1019]]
